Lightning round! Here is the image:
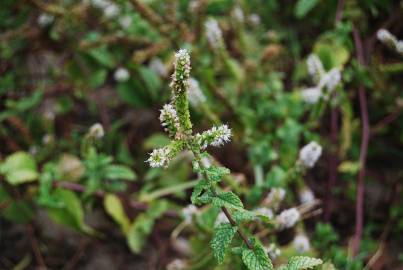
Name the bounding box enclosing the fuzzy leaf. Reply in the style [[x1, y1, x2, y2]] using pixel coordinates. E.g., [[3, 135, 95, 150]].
[[242, 242, 274, 270], [285, 256, 323, 270], [295, 0, 319, 18], [232, 209, 256, 223], [194, 190, 214, 205], [211, 222, 238, 264], [212, 191, 243, 210], [191, 179, 211, 204], [205, 166, 230, 182]]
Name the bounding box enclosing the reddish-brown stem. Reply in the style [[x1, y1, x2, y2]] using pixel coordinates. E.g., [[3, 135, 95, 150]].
[[335, 0, 345, 24], [351, 25, 370, 256]]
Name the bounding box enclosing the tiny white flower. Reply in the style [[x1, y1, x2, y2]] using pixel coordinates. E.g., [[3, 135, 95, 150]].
[[182, 205, 198, 224], [299, 188, 315, 204], [210, 125, 231, 147], [293, 234, 310, 253], [149, 58, 167, 77], [205, 18, 224, 50], [201, 156, 212, 168], [276, 208, 300, 229], [298, 141, 322, 168], [188, 78, 206, 107], [167, 259, 187, 270], [103, 3, 120, 18], [377, 29, 397, 45], [37, 13, 54, 27], [265, 187, 286, 205], [320, 68, 341, 93], [264, 244, 281, 260], [89, 123, 104, 138], [255, 207, 274, 219], [233, 7, 244, 23], [147, 147, 171, 168], [119, 15, 132, 29], [397, 41, 403, 55], [114, 67, 130, 82], [307, 54, 324, 83], [188, 0, 200, 13], [248, 14, 261, 26], [159, 104, 180, 131], [301, 87, 322, 104], [214, 212, 228, 227]]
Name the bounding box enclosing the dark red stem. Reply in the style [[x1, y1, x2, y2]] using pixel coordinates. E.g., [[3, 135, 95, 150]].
[[351, 25, 370, 256]]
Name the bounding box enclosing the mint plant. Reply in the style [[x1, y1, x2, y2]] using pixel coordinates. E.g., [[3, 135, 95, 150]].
[[147, 49, 323, 269]]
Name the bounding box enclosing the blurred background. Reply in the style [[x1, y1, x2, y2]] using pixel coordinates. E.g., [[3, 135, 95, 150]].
[[0, 0, 402, 269]]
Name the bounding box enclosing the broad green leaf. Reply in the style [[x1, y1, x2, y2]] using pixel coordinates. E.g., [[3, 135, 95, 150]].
[[286, 256, 323, 270], [211, 223, 237, 264], [0, 152, 38, 185], [242, 242, 274, 270], [232, 209, 256, 223], [104, 194, 131, 234], [127, 214, 153, 253], [105, 165, 136, 181], [295, 0, 319, 18], [191, 179, 211, 204], [212, 191, 243, 210], [47, 189, 95, 235]]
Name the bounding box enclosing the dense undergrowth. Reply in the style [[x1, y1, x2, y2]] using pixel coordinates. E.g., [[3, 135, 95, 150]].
[[0, 0, 402, 269]]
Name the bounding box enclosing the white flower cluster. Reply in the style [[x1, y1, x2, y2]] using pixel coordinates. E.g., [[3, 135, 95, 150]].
[[264, 244, 281, 260], [298, 141, 322, 169], [37, 13, 54, 27], [214, 212, 228, 227], [232, 7, 244, 23], [147, 147, 171, 168], [276, 208, 300, 230], [90, 0, 120, 19], [182, 204, 198, 224], [254, 207, 274, 219], [188, 78, 206, 107], [89, 123, 104, 138], [248, 14, 261, 26], [119, 15, 132, 29], [167, 259, 187, 270], [196, 124, 232, 149], [149, 58, 167, 77], [170, 49, 191, 93], [301, 54, 342, 104], [377, 28, 403, 56], [205, 18, 224, 50], [114, 67, 130, 82], [299, 188, 315, 204], [159, 104, 180, 136], [293, 234, 310, 253], [263, 187, 286, 209]]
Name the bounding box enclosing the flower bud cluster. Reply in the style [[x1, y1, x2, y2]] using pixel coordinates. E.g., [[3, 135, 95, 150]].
[[114, 67, 130, 82], [275, 208, 300, 230], [188, 78, 206, 107], [205, 18, 225, 50], [147, 141, 184, 168], [89, 123, 105, 139], [298, 141, 322, 169], [293, 234, 310, 253], [196, 124, 231, 150], [159, 104, 181, 138], [90, 0, 120, 19], [301, 54, 342, 104], [377, 29, 403, 56], [170, 49, 191, 95]]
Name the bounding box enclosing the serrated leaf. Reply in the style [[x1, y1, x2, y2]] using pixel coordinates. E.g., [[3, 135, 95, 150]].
[[205, 166, 230, 182], [286, 256, 323, 270], [191, 179, 211, 204], [104, 194, 131, 234], [104, 165, 136, 181], [194, 190, 214, 205], [211, 222, 238, 264], [212, 191, 243, 210], [242, 243, 274, 270], [232, 209, 256, 223], [0, 152, 38, 185]]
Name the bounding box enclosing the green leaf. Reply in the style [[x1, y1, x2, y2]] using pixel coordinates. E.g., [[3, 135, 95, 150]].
[[0, 152, 38, 185], [194, 190, 214, 205], [211, 223, 238, 264], [295, 0, 319, 18], [104, 194, 131, 234], [285, 256, 323, 270], [143, 133, 170, 150], [47, 189, 96, 235], [191, 179, 211, 204], [105, 165, 136, 181], [205, 166, 230, 183], [212, 191, 243, 210], [242, 242, 274, 270], [232, 209, 256, 223], [127, 214, 153, 253]]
